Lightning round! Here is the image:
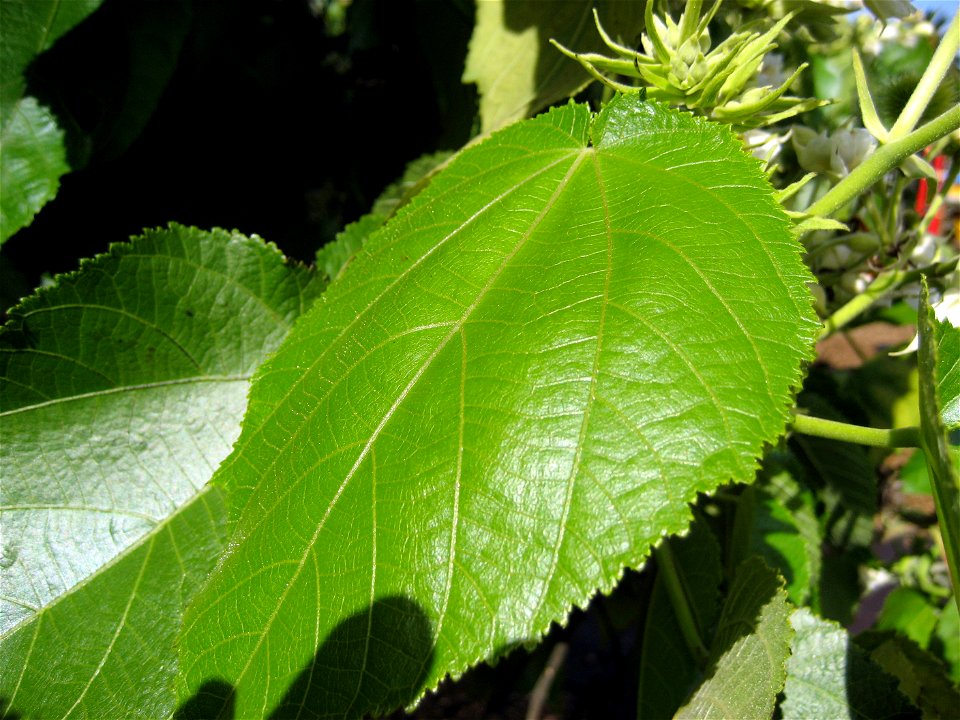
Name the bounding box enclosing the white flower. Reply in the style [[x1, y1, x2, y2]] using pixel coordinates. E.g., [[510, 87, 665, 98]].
[[892, 285, 960, 355], [742, 128, 788, 164]]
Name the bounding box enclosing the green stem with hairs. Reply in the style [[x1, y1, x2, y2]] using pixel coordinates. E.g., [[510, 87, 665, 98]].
[[790, 413, 921, 449], [806, 105, 960, 220]]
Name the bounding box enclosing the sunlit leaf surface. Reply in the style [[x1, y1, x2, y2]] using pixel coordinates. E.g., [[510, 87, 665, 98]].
[[179, 96, 817, 718]]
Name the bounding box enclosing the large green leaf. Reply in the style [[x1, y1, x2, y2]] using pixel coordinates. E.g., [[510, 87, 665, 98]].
[[178, 95, 817, 718], [463, 1, 643, 133], [0, 0, 104, 243], [0, 225, 324, 717]]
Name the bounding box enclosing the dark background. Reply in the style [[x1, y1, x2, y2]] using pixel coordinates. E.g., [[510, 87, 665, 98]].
[[2, 0, 476, 307]]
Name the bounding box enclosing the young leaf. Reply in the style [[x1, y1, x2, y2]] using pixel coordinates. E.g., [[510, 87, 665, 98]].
[[0, 0, 104, 243], [0, 225, 324, 718], [178, 95, 818, 718], [675, 558, 793, 719], [781, 609, 920, 719]]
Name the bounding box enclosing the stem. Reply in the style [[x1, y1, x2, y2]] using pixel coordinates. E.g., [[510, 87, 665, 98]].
[[818, 258, 958, 339], [790, 413, 921, 448], [654, 540, 709, 666], [889, 12, 960, 140], [806, 105, 960, 220]]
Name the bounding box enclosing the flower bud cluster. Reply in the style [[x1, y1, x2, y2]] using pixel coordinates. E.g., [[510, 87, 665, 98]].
[[552, 0, 827, 129]]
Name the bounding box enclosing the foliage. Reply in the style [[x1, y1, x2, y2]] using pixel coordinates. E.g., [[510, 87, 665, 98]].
[[1, 1, 958, 718]]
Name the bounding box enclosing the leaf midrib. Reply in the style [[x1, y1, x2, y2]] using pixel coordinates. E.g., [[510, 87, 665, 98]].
[[198, 148, 594, 711]]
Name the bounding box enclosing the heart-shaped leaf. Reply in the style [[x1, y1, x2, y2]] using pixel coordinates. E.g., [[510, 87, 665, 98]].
[[179, 95, 817, 718]]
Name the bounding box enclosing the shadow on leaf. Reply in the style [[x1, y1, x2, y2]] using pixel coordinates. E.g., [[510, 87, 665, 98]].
[[178, 595, 434, 719]]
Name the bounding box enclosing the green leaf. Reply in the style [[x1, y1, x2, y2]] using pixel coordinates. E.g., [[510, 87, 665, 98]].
[[675, 558, 793, 720], [877, 587, 941, 650], [917, 279, 960, 599], [856, 630, 960, 719], [0, 0, 104, 243], [732, 468, 820, 606], [637, 519, 724, 719], [463, 1, 643, 133], [0, 225, 324, 717], [781, 608, 919, 719], [934, 313, 959, 431], [934, 597, 959, 683], [178, 95, 817, 718]]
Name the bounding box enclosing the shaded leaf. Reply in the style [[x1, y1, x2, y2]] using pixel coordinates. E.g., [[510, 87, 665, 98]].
[[316, 151, 452, 282], [0, 0, 104, 242], [857, 630, 960, 720], [0, 225, 324, 717], [675, 558, 793, 720], [732, 468, 820, 606], [463, 1, 643, 132], [637, 519, 723, 719], [178, 96, 817, 718], [781, 608, 919, 720]]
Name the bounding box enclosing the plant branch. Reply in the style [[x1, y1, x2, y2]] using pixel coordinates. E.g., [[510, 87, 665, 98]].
[[654, 540, 709, 666], [806, 105, 960, 220], [790, 413, 921, 448], [818, 258, 958, 339], [889, 12, 960, 140]]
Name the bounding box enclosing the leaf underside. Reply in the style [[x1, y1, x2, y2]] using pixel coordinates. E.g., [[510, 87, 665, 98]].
[[178, 96, 817, 718], [0, 225, 324, 718]]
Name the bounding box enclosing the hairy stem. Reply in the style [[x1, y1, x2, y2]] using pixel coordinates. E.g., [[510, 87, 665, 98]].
[[806, 105, 960, 220], [790, 413, 921, 448]]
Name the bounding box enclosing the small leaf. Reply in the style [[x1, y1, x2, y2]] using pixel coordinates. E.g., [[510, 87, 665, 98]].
[[900, 154, 938, 181], [675, 558, 793, 720], [781, 608, 920, 719], [851, 49, 888, 143], [178, 96, 817, 718], [0, 0, 105, 243], [0, 225, 325, 717], [463, 1, 643, 132]]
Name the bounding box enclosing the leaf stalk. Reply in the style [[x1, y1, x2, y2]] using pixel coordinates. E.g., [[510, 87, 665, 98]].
[[790, 413, 921, 449]]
